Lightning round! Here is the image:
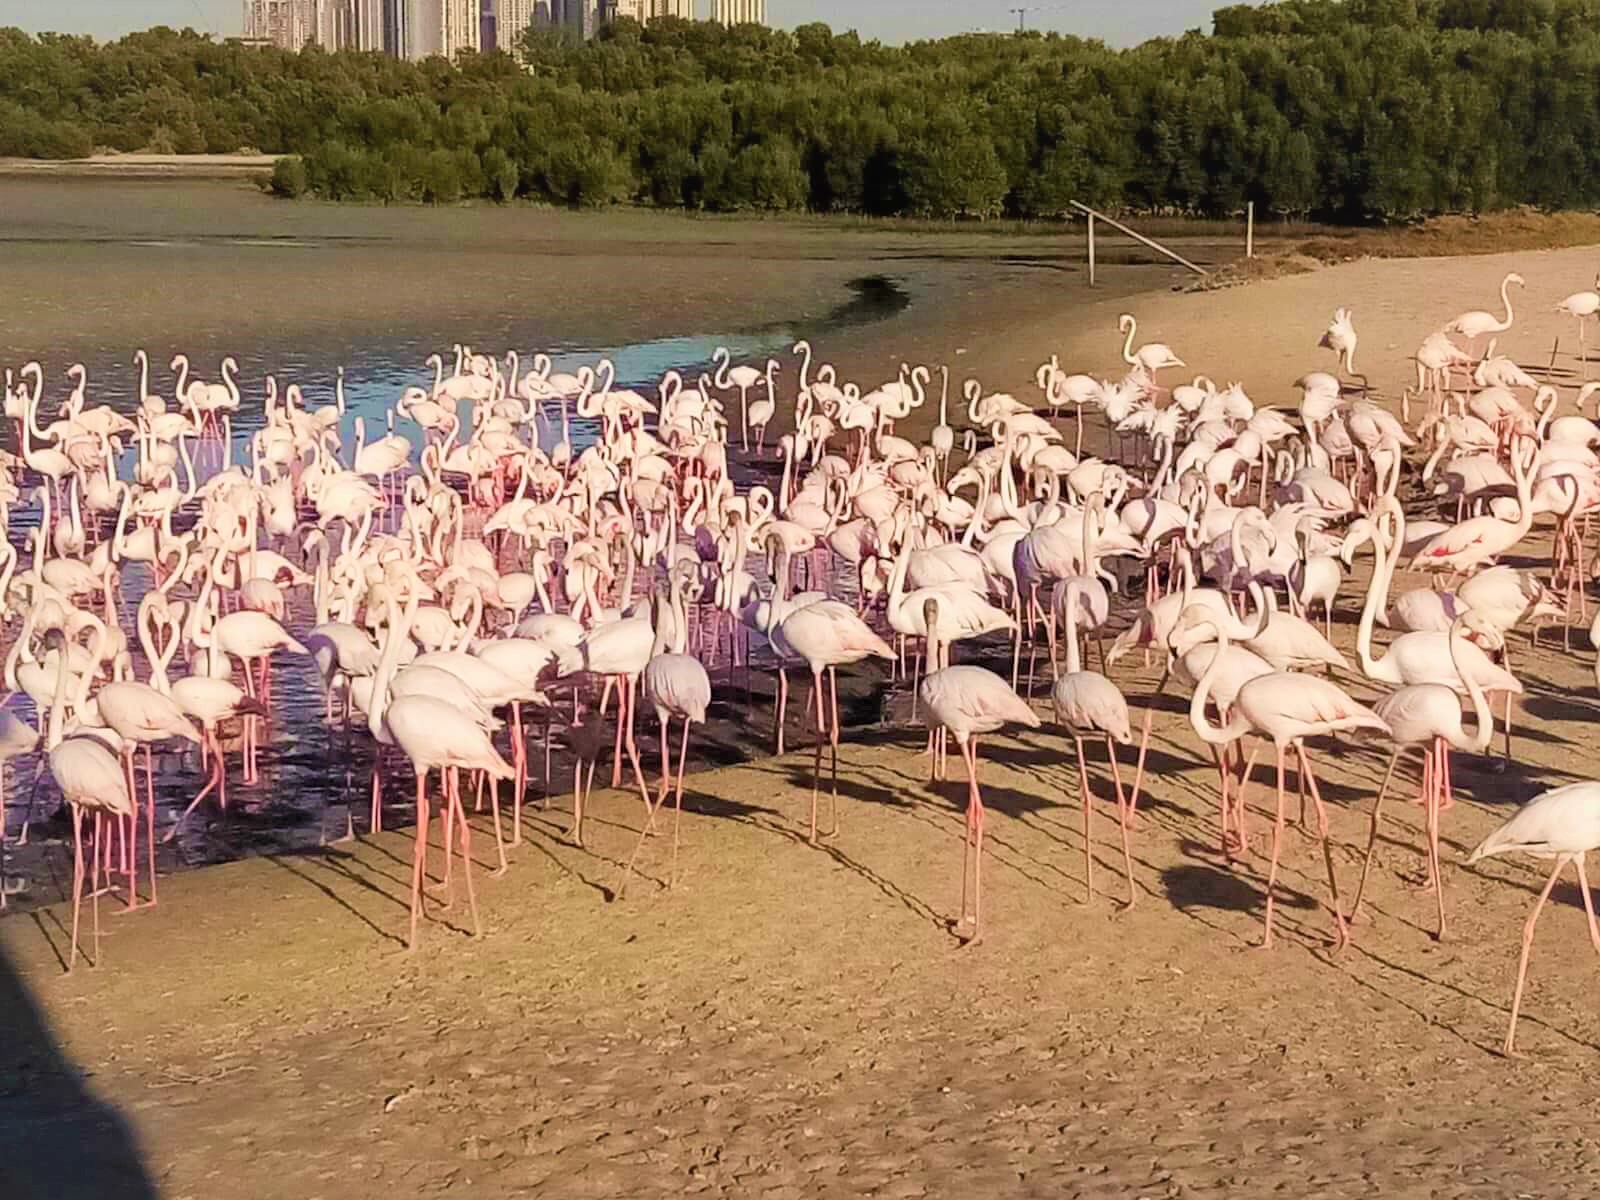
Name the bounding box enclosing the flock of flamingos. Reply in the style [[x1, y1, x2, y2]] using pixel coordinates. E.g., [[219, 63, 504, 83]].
[[5, 270, 1600, 1056]]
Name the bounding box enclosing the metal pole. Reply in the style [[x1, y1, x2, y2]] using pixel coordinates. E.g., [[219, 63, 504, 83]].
[[1068, 201, 1207, 276], [1247, 201, 1255, 259], [1087, 213, 1096, 287]]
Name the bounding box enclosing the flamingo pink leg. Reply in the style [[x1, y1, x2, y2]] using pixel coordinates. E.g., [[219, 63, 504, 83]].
[[1350, 745, 1407, 924], [1292, 745, 1349, 947], [955, 735, 984, 944], [68, 805, 85, 971], [407, 771, 429, 951], [449, 768, 481, 939], [1104, 734, 1136, 907]]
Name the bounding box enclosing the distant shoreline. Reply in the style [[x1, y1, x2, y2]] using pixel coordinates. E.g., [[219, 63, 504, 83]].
[[0, 154, 275, 180]]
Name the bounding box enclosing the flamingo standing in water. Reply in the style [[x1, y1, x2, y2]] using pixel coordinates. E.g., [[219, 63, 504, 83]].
[[713, 347, 763, 452], [1185, 610, 1391, 949], [919, 598, 1042, 944], [1050, 578, 1138, 906], [1349, 612, 1498, 941], [1468, 783, 1600, 1056]]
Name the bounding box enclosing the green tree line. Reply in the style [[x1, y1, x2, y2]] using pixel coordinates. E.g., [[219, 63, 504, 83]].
[[4, 2, 1600, 220]]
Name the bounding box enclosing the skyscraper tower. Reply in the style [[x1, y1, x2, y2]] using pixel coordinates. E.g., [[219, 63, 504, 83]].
[[711, 0, 765, 25], [243, 0, 315, 49], [352, 0, 385, 49], [440, 0, 482, 55], [497, 0, 537, 54], [549, 0, 600, 38]]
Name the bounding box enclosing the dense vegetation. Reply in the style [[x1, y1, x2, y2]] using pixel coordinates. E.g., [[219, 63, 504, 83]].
[[7, 2, 1600, 220]]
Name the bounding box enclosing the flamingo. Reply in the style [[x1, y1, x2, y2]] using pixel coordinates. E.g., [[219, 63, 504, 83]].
[[368, 578, 514, 950], [1186, 611, 1391, 948], [713, 347, 763, 452], [1117, 314, 1184, 375], [1167, 613, 1274, 857], [919, 600, 1042, 944], [1357, 498, 1523, 758], [1319, 306, 1360, 382], [1349, 612, 1498, 941], [41, 629, 133, 971], [620, 570, 712, 896], [748, 360, 778, 452], [1467, 783, 1600, 1056], [94, 673, 202, 909], [1050, 579, 1138, 906], [931, 365, 955, 477], [555, 609, 655, 846], [771, 597, 894, 843], [1556, 281, 1600, 374], [1443, 271, 1523, 352], [1409, 437, 1535, 573]]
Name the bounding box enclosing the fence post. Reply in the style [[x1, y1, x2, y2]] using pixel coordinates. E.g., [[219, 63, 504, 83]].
[[1068, 201, 1207, 277], [1087, 213, 1096, 286], [1247, 201, 1255, 259]]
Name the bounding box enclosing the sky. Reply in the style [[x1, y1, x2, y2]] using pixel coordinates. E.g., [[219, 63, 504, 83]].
[[1, 1, 1240, 47]]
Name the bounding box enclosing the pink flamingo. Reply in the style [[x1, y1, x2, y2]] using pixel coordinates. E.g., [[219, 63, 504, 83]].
[[771, 597, 894, 843], [620, 571, 712, 895], [368, 579, 515, 950], [1349, 612, 1497, 941], [1166, 613, 1274, 858], [919, 600, 1041, 944], [1409, 437, 1534, 574], [1442, 271, 1523, 353], [1050, 579, 1140, 906], [1186, 611, 1391, 949], [1468, 782, 1600, 1056], [555, 610, 655, 846]]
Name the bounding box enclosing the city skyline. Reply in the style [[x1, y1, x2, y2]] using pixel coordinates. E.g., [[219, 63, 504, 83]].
[[4, 1, 1245, 48]]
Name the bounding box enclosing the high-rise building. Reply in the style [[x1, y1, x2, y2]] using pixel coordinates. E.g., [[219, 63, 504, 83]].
[[315, 0, 360, 49], [480, 0, 497, 50], [711, 0, 764, 25], [351, 0, 385, 49], [247, 0, 388, 50], [548, 0, 600, 39], [243, 0, 315, 49], [440, 0, 482, 55], [499, 0, 538, 52], [606, 0, 693, 25]]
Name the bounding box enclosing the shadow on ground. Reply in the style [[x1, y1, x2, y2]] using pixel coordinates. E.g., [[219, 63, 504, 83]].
[[0, 944, 156, 1199]]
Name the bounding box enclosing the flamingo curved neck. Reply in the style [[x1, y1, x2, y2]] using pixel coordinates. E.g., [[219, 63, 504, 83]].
[[1188, 623, 1250, 746], [1356, 505, 1399, 681], [1451, 621, 1494, 753]]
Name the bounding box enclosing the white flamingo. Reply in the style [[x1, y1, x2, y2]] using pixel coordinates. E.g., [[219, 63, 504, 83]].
[[1050, 579, 1138, 906], [1468, 783, 1600, 1056], [919, 601, 1042, 945]]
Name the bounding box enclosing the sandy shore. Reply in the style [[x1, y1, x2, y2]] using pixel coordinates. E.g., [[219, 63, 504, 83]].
[[8, 230, 1600, 1196], [7, 593, 1600, 1198]]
